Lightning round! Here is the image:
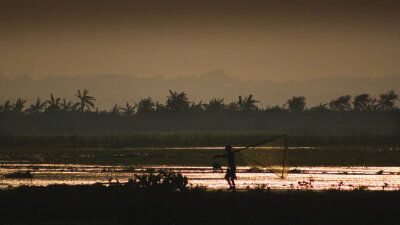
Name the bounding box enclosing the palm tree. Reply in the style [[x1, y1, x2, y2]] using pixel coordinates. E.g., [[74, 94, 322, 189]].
[[329, 95, 352, 111], [110, 104, 121, 114], [26, 98, 46, 113], [74, 89, 96, 112], [376, 90, 398, 111], [45, 93, 61, 112], [285, 96, 306, 112], [120, 103, 136, 116], [190, 101, 203, 112], [203, 98, 225, 112], [0, 100, 13, 112], [60, 98, 75, 112], [237, 94, 259, 111], [353, 94, 375, 111], [166, 90, 190, 112], [12, 98, 27, 112], [136, 97, 155, 115]]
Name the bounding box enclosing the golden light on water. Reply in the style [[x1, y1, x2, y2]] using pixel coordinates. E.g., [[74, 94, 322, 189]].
[[1, 164, 399, 191]]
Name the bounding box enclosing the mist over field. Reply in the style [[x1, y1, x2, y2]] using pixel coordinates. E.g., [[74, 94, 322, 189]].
[[1, 71, 399, 109]]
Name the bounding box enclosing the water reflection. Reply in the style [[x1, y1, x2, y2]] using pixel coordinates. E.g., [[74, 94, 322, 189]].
[[1, 164, 399, 190]]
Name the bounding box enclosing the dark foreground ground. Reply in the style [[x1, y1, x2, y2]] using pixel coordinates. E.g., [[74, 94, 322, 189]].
[[1, 183, 399, 225]]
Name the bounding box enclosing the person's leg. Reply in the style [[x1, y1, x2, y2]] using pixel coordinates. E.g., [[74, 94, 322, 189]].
[[225, 174, 232, 189], [231, 178, 236, 190], [227, 178, 232, 189]]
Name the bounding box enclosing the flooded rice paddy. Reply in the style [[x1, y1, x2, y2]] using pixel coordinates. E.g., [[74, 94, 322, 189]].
[[1, 146, 399, 190], [1, 163, 400, 191]]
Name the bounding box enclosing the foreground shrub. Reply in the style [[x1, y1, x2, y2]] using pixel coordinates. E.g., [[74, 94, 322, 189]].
[[126, 171, 188, 191]]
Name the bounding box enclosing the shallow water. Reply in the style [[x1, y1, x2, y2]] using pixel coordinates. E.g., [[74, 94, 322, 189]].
[[1, 164, 399, 190]]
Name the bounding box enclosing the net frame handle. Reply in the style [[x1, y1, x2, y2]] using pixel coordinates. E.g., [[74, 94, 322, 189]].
[[234, 134, 287, 153]]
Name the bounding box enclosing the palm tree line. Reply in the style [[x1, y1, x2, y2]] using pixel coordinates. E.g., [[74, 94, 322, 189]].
[[0, 89, 96, 113], [0, 89, 399, 115]]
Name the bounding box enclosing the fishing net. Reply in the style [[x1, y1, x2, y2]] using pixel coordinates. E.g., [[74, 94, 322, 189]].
[[238, 134, 289, 178]]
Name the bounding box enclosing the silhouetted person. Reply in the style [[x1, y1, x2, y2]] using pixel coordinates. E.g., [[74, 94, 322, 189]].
[[215, 145, 237, 190]]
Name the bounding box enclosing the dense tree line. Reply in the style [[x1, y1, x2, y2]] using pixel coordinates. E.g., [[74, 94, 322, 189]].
[[1, 89, 399, 133], [0, 89, 399, 115]]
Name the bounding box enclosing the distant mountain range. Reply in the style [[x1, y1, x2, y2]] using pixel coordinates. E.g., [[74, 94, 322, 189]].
[[1, 70, 399, 109]]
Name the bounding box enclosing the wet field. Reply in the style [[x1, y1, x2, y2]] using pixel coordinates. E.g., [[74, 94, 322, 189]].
[[1, 147, 400, 225], [1, 164, 399, 190], [1, 146, 399, 190]]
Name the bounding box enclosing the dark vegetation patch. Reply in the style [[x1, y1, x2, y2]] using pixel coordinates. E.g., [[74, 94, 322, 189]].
[[1, 110, 399, 135], [1, 132, 399, 148], [0, 146, 399, 167]]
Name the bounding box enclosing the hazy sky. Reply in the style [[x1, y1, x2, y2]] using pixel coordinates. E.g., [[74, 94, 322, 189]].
[[1, 0, 400, 81]]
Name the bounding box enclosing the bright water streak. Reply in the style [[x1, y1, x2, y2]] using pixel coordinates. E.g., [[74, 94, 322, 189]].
[[1, 164, 400, 190]]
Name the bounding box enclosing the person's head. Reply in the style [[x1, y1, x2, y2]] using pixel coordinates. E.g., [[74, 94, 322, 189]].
[[225, 145, 232, 153]]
